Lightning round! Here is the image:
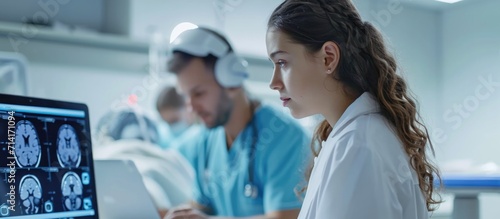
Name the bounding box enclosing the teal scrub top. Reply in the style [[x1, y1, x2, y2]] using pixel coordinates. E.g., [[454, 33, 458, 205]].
[[158, 123, 203, 150], [178, 104, 311, 217]]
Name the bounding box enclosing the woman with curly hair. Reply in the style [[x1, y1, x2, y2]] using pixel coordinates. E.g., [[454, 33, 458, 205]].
[[266, 0, 441, 218]]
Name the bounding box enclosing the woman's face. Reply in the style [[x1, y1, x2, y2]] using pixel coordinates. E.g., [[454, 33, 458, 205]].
[[266, 28, 338, 118]]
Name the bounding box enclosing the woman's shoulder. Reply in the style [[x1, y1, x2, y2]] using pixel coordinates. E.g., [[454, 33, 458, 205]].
[[335, 113, 417, 182], [333, 113, 398, 145], [332, 113, 408, 163]]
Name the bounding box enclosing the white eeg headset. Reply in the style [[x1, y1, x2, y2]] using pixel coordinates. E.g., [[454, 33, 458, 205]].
[[169, 27, 249, 88]]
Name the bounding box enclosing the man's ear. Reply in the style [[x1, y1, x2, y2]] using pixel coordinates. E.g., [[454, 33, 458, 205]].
[[322, 41, 341, 75]]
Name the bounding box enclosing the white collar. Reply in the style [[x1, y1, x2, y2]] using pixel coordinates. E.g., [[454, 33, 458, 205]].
[[328, 92, 381, 139]]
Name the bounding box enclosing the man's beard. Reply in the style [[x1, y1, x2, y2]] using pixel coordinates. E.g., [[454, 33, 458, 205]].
[[207, 90, 233, 129]]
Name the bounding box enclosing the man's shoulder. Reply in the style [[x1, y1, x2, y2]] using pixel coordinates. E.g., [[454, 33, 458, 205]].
[[255, 103, 304, 132], [254, 103, 309, 151]]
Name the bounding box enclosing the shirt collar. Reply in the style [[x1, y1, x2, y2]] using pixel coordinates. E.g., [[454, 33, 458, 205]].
[[328, 92, 381, 139]]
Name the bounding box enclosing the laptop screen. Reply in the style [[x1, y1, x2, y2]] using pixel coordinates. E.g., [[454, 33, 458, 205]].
[[0, 94, 99, 219]]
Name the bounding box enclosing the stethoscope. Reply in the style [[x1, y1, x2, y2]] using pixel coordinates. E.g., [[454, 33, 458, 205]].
[[203, 102, 259, 199], [244, 118, 258, 199]]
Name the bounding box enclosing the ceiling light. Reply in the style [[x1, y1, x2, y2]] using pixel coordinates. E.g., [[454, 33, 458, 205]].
[[435, 0, 463, 3], [169, 22, 198, 43]]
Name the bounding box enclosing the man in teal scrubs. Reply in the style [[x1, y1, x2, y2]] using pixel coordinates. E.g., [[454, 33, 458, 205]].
[[163, 26, 310, 219]]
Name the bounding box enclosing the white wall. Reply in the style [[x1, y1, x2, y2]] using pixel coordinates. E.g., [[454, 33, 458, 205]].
[[440, 1, 500, 218], [441, 0, 500, 164], [126, 0, 284, 58]]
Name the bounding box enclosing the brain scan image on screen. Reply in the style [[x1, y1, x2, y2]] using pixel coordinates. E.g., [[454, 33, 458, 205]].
[[57, 124, 81, 168], [15, 120, 42, 168], [61, 172, 83, 211], [19, 175, 42, 215]]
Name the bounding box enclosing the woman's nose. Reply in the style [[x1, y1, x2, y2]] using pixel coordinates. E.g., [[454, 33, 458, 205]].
[[269, 71, 283, 91]]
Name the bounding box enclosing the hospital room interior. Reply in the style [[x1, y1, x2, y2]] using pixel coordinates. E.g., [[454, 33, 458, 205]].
[[0, 0, 499, 218]]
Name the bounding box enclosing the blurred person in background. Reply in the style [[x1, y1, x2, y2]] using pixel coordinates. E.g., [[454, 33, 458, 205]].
[[93, 105, 194, 218], [156, 85, 202, 150]]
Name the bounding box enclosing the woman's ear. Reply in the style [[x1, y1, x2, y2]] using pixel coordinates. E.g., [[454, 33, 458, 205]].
[[322, 41, 340, 74]]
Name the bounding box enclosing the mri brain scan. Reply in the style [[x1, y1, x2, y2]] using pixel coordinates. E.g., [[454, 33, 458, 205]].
[[15, 120, 41, 168], [61, 172, 83, 211], [57, 124, 81, 168], [19, 175, 42, 215]]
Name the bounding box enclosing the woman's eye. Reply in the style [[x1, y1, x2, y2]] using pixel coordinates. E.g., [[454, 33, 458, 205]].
[[276, 60, 286, 68]]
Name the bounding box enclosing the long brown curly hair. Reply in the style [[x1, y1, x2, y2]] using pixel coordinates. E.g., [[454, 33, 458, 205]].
[[268, 0, 441, 211]]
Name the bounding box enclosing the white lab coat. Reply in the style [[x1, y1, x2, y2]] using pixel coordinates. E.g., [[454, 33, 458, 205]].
[[298, 93, 429, 219]]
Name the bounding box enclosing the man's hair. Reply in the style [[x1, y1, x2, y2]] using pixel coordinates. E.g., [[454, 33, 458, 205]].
[[156, 86, 184, 111], [167, 27, 233, 75]]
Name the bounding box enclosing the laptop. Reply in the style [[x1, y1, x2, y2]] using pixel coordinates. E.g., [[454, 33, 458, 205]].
[[93, 160, 161, 219], [0, 93, 99, 218]]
